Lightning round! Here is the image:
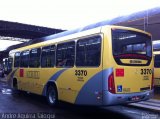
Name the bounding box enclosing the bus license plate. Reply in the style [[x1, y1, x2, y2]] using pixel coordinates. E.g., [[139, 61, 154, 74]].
[[131, 96, 140, 101]]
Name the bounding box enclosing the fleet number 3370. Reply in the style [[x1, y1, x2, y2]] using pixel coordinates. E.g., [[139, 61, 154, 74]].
[[141, 69, 152, 75]]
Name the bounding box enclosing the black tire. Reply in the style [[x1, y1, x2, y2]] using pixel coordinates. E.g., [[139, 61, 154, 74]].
[[13, 79, 18, 90], [12, 79, 20, 94], [47, 85, 58, 106]]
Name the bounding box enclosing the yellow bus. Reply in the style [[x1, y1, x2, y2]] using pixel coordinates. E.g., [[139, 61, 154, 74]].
[[153, 51, 160, 87], [153, 41, 160, 87], [7, 25, 154, 106], [154, 51, 160, 87]]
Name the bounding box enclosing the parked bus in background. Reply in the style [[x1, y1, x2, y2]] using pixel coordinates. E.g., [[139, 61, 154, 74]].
[[3, 58, 13, 75], [7, 24, 153, 106], [153, 41, 160, 87], [0, 63, 4, 77]]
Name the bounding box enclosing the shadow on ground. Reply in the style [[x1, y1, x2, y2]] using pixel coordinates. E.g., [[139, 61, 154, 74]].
[[10, 91, 130, 119]]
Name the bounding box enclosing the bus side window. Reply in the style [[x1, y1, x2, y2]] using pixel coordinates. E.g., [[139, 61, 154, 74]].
[[76, 36, 101, 67], [20, 50, 29, 68], [14, 52, 20, 67], [50, 45, 56, 67], [41, 45, 55, 68], [56, 41, 75, 67], [29, 48, 41, 68], [41, 46, 51, 67]]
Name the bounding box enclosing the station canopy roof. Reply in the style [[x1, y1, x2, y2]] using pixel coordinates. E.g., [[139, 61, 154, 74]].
[[0, 20, 64, 51], [77, 6, 160, 41], [114, 7, 160, 41], [0, 20, 64, 40]]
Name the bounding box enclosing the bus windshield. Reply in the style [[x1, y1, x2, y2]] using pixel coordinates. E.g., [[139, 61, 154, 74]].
[[112, 29, 152, 65]]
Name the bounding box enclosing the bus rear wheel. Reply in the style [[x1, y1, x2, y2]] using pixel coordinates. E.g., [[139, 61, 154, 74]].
[[47, 85, 58, 106], [13, 78, 18, 90]]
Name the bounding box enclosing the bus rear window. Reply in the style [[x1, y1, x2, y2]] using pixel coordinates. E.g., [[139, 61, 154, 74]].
[[112, 29, 152, 66]]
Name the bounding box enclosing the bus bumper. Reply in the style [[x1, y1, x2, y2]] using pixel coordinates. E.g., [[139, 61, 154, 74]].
[[103, 89, 154, 106]]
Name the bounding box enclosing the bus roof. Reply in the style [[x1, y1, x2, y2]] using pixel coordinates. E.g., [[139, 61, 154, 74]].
[[10, 25, 102, 54], [10, 22, 151, 54], [35, 21, 111, 42], [36, 20, 150, 42]]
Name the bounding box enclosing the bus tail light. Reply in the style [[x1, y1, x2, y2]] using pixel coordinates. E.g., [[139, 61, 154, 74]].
[[108, 72, 116, 94], [151, 73, 154, 90]]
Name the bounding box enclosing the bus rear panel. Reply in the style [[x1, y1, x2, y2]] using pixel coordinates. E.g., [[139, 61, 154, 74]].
[[103, 28, 153, 105]]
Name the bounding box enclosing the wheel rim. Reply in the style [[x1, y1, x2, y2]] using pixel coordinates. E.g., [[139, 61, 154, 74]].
[[48, 89, 56, 104]]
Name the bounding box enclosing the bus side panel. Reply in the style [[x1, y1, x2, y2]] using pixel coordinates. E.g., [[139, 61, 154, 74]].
[[42, 68, 103, 105], [57, 34, 103, 105], [14, 68, 29, 92], [74, 68, 103, 105], [27, 68, 64, 95], [73, 34, 104, 105]]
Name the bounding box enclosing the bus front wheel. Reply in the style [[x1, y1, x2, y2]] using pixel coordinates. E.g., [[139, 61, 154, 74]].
[[47, 85, 58, 106]]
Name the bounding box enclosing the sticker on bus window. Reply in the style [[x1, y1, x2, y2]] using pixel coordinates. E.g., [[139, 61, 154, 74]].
[[116, 69, 124, 77], [117, 85, 122, 92], [20, 69, 24, 77]]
